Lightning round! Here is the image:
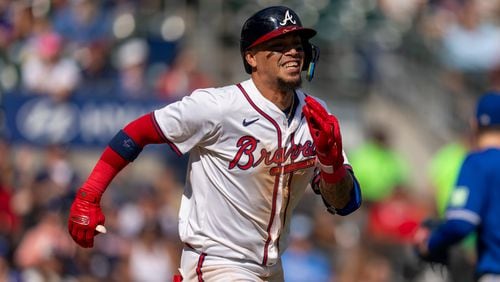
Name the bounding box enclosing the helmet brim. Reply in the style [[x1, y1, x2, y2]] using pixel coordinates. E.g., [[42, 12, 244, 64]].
[[245, 26, 316, 50]]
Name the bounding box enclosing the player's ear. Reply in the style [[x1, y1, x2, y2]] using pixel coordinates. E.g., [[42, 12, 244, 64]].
[[245, 51, 257, 69], [468, 116, 480, 147], [469, 116, 478, 134]]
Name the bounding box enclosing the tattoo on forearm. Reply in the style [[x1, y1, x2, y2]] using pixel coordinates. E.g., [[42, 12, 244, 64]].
[[320, 173, 354, 209]]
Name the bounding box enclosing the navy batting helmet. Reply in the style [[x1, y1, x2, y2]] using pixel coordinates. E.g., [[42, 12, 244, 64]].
[[240, 6, 320, 81]]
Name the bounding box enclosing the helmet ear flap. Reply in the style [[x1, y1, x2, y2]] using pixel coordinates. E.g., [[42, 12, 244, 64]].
[[303, 41, 320, 81], [302, 40, 312, 71]]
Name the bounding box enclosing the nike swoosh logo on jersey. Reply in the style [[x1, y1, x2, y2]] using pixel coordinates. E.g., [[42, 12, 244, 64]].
[[243, 118, 259, 126]]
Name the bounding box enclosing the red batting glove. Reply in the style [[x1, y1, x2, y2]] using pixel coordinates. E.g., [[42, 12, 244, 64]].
[[302, 96, 346, 183], [68, 188, 105, 248]]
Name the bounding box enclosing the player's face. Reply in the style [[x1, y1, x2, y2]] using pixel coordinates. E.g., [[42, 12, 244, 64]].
[[248, 34, 305, 91]]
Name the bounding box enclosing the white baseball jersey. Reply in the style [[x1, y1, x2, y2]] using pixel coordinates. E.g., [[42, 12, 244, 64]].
[[153, 78, 348, 266]]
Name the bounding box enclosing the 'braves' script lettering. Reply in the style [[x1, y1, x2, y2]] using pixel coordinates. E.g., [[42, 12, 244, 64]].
[[229, 136, 315, 171]]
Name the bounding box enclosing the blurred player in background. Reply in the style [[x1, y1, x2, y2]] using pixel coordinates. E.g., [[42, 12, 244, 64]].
[[414, 92, 500, 281], [66, 5, 361, 281]]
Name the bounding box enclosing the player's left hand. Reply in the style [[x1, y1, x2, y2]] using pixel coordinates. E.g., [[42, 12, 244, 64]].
[[302, 96, 346, 183], [413, 224, 431, 256], [412, 218, 449, 265]]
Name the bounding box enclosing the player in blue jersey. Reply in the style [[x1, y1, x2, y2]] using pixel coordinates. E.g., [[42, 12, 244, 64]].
[[414, 92, 500, 281]]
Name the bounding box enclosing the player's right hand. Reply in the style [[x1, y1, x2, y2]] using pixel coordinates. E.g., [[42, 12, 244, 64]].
[[68, 188, 105, 248]]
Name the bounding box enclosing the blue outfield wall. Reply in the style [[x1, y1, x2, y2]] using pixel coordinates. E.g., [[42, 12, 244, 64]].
[[2, 94, 172, 147]]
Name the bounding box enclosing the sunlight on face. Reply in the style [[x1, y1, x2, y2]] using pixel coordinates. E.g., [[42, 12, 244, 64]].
[[250, 33, 305, 91]]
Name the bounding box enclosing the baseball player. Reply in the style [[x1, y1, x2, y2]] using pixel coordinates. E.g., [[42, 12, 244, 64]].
[[68, 6, 362, 281], [414, 93, 500, 281]]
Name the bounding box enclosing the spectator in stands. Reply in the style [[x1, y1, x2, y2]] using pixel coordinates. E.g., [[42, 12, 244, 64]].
[[428, 138, 469, 217], [349, 124, 428, 280], [14, 209, 76, 281], [114, 38, 152, 99], [76, 40, 117, 97], [282, 214, 333, 282], [21, 31, 81, 101], [440, 1, 500, 75], [7, 2, 34, 45], [349, 125, 410, 204], [52, 0, 112, 47], [32, 145, 78, 214], [414, 0, 500, 130], [0, 182, 19, 257], [421, 0, 500, 99], [155, 47, 214, 101], [0, 141, 19, 267], [128, 221, 175, 282], [0, 4, 13, 57], [0, 256, 20, 282]]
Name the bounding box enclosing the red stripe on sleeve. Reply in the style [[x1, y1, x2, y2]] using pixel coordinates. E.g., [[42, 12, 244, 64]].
[[150, 112, 182, 156]]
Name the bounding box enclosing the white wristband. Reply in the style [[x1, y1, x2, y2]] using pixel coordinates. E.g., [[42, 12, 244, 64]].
[[316, 158, 334, 174]]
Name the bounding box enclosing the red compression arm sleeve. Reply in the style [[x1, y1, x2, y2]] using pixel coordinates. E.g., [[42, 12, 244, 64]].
[[81, 112, 166, 196], [122, 112, 166, 147]]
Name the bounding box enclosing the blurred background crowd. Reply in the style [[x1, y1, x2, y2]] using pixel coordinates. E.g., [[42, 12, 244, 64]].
[[0, 0, 499, 281]]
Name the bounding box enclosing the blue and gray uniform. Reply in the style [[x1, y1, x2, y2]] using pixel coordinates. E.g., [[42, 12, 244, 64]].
[[428, 148, 500, 278]]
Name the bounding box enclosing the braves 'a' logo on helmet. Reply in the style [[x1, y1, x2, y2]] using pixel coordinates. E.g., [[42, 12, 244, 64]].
[[279, 10, 296, 26]]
